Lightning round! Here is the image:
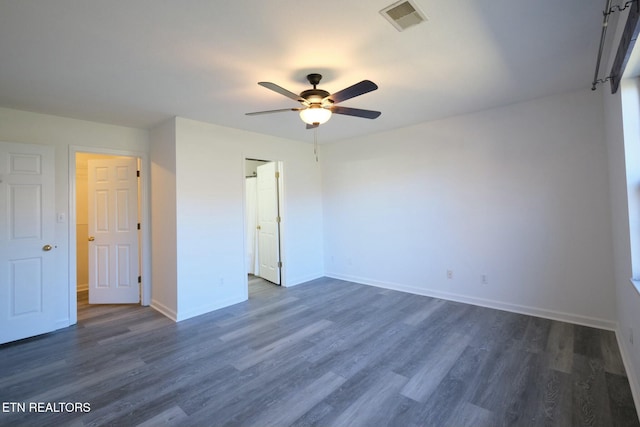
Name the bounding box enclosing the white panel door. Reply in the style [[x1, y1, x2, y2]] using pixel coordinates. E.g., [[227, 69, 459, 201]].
[[256, 162, 281, 285], [88, 158, 139, 304], [0, 141, 56, 344]]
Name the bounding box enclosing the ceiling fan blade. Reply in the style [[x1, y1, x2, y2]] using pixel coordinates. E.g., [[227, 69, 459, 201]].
[[306, 123, 319, 130], [331, 106, 381, 119], [326, 80, 378, 104], [245, 108, 302, 116], [258, 82, 306, 103]]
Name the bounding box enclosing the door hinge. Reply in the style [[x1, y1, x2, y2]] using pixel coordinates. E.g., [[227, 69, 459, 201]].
[[138, 276, 141, 283], [275, 171, 280, 179], [277, 261, 283, 268], [137, 170, 140, 177], [276, 216, 281, 223], [137, 223, 141, 230]]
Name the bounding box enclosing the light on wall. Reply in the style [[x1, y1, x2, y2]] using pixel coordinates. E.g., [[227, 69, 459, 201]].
[[299, 105, 332, 125]]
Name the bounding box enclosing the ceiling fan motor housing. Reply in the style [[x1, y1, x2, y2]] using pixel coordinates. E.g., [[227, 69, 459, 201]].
[[300, 89, 331, 105]]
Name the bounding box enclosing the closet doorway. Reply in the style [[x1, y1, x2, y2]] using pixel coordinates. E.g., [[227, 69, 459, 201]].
[[75, 153, 141, 305], [245, 158, 283, 290]]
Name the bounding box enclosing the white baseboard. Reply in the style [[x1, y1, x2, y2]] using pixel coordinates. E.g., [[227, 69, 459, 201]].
[[77, 283, 88, 292], [284, 272, 324, 288], [151, 299, 178, 322], [615, 327, 640, 421], [325, 272, 617, 331], [174, 294, 247, 322]]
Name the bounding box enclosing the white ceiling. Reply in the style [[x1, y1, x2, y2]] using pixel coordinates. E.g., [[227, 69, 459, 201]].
[[0, 0, 606, 143]]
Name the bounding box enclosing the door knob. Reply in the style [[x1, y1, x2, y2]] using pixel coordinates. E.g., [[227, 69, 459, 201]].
[[42, 244, 53, 251], [88, 236, 95, 241]]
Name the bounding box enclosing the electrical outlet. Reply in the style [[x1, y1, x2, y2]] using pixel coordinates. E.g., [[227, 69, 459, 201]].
[[447, 270, 453, 280], [481, 274, 488, 285]]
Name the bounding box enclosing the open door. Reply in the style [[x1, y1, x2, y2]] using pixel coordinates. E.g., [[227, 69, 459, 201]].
[[0, 141, 56, 344], [87, 157, 139, 304], [256, 162, 281, 285]]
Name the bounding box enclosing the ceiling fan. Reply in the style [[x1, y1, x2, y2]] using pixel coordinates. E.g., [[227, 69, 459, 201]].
[[246, 73, 381, 129]]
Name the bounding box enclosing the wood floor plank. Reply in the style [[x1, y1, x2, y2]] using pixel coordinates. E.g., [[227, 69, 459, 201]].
[[217, 303, 310, 343], [572, 354, 614, 427], [231, 319, 332, 371], [136, 405, 188, 427], [402, 297, 447, 326], [330, 370, 408, 427], [574, 324, 605, 360], [445, 401, 497, 427], [213, 295, 300, 328], [606, 372, 640, 427], [290, 401, 335, 427], [400, 332, 471, 403], [469, 344, 536, 413], [244, 371, 346, 427], [181, 351, 320, 426], [540, 369, 573, 427], [397, 344, 491, 426], [602, 330, 628, 376], [546, 320, 574, 374], [522, 316, 553, 354], [330, 320, 413, 379], [500, 351, 546, 426]]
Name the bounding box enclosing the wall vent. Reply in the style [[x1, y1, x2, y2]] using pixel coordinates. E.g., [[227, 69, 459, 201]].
[[380, 0, 428, 32]]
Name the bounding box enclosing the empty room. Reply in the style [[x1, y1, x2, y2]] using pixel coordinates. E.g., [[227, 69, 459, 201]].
[[1, 1, 640, 426]]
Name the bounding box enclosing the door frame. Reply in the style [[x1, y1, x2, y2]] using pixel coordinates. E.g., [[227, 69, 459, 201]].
[[243, 157, 287, 289], [68, 146, 151, 324]]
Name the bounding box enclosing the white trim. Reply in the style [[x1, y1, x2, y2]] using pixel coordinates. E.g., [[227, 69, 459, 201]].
[[326, 272, 617, 331], [77, 283, 88, 292], [174, 295, 246, 322], [277, 160, 286, 286], [286, 273, 325, 288], [151, 299, 177, 322], [616, 326, 640, 421], [68, 146, 152, 325]]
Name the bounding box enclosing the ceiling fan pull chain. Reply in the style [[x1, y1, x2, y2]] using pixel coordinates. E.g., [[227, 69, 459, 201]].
[[314, 128, 319, 162]]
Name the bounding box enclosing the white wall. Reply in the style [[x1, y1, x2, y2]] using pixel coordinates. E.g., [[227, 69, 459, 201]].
[[149, 119, 178, 319], [322, 88, 616, 328], [150, 117, 324, 321], [0, 107, 149, 328]]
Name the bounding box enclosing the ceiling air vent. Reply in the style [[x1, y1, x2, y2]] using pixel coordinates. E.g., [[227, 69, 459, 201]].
[[380, 0, 428, 32]]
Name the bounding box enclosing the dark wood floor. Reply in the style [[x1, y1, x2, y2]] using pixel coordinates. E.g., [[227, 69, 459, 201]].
[[0, 277, 638, 426]]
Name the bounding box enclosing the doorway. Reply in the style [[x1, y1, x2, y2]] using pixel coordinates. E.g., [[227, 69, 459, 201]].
[[75, 153, 140, 304], [69, 146, 150, 325], [245, 158, 284, 294]]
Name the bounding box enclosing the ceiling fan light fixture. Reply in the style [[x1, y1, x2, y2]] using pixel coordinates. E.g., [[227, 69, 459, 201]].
[[299, 106, 332, 125]]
